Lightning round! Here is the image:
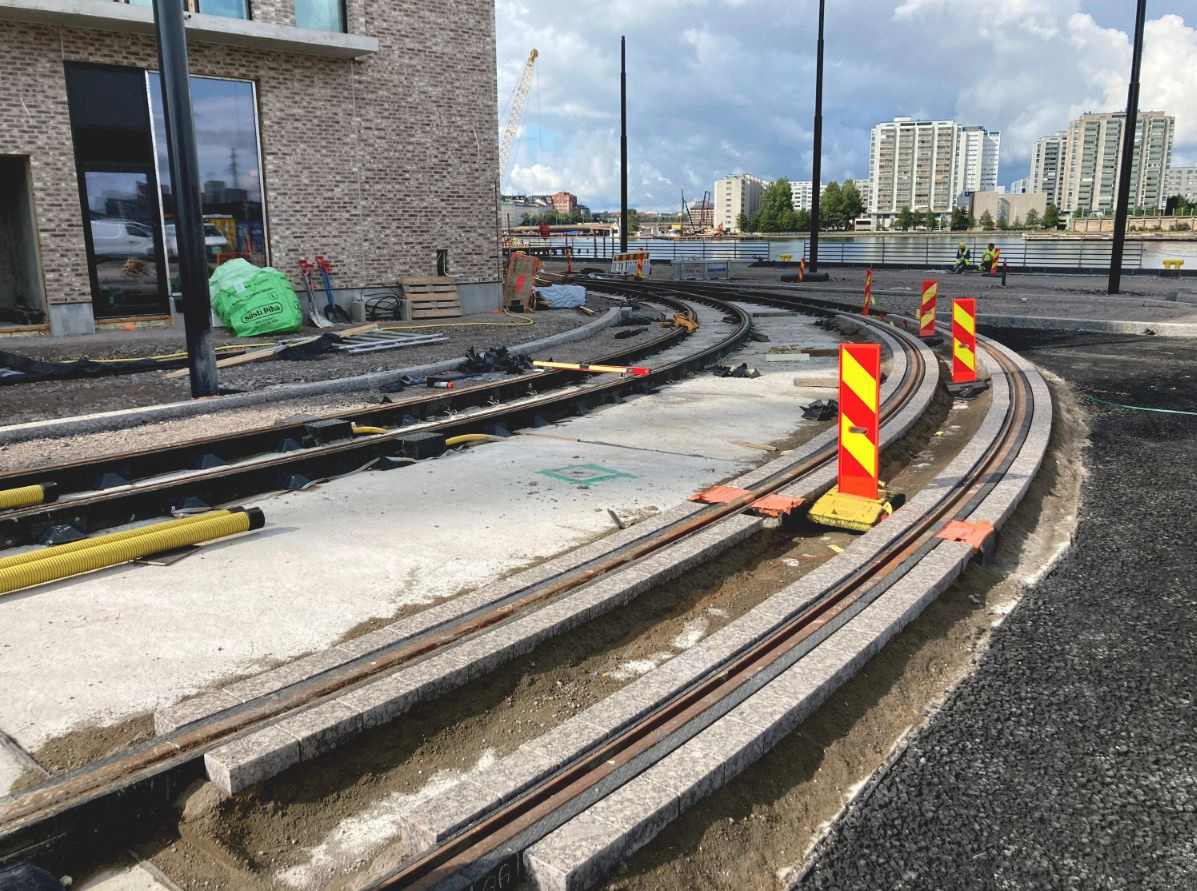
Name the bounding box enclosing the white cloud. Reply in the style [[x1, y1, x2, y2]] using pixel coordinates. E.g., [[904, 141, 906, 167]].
[[497, 1, 1195, 208]]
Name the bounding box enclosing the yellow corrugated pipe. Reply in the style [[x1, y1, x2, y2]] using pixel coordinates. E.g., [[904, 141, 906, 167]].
[[444, 434, 498, 447], [0, 483, 57, 511], [0, 510, 237, 572], [351, 425, 388, 436], [0, 508, 264, 597]]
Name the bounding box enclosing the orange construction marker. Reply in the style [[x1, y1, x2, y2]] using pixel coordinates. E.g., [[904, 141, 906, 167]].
[[798, 257, 806, 283], [952, 298, 977, 383], [862, 268, 874, 316], [838, 343, 881, 500], [533, 360, 649, 376], [919, 279, 938, 336]]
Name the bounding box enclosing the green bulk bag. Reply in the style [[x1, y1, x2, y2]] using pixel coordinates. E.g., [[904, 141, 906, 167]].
[[209, 261, 304, 337]]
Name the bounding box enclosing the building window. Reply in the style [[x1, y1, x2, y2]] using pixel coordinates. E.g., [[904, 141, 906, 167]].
[[122, 0, 250, 19], [148, 73, 268, 292], [296, 0, 345, 31]]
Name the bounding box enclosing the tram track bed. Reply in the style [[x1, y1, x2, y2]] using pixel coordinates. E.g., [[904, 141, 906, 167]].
[[0, 281, 1053, 886]]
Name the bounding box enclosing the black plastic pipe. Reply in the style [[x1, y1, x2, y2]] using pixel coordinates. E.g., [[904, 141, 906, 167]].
[[152, 0, 218, 397], [1108, 0, 1147, 295]]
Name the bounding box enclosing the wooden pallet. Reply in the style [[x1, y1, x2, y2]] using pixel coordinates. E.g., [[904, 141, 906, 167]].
[[399, 276, 463, 321]]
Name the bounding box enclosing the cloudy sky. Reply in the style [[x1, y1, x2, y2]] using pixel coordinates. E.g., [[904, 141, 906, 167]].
[[495, 0, 1195, 211]]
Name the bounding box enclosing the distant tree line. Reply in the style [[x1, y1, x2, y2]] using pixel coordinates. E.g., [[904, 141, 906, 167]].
[[737, 178, 865, 233], [519, 209, 593, 226]]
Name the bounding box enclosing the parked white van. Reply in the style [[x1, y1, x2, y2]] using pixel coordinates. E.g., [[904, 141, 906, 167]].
[[90, 219, 155, 259]]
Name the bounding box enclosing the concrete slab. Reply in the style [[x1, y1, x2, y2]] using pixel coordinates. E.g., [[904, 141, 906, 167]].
[[0, 743, 26, 797], [76, 863, 172, 890]]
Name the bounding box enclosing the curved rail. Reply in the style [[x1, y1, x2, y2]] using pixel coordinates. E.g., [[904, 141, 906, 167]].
[[0, 285, 928, 873], [368, 316, 1035, 890]]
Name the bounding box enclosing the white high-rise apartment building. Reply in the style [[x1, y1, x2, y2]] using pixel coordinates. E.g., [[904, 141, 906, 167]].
[[788, 179, 870, 213], [1163, 166, 1197, 203], [790, 180, 816, 212], [1030, 132, 1066, 207], [1058, 111, 1174, 213], [714, 174, 767, 232], [955, 126, 1001, 193], [867, 117, 1000, 228]]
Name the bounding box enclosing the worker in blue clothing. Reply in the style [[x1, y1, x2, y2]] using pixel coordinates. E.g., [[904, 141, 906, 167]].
[[953, 242, 973, 273]]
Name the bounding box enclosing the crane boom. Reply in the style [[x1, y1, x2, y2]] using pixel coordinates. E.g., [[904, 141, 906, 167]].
[[499, 49, 538, 191]]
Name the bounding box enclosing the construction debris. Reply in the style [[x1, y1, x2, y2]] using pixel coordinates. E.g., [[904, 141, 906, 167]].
[[710, 363, 760, 379], [801, 399, 838, 421]]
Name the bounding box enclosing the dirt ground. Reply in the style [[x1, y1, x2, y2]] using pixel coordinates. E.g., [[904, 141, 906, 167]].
[[601, 370, 1087, 891], [62, 349, 1011, 891], [0, 295, 628, 426]]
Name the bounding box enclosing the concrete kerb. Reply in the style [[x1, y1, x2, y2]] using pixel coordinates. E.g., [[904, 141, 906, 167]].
[[975, 314, 1197, 338], [0, 308, 625, 446], [191, 314, 940, 795], [520, 352, 1053, 891]]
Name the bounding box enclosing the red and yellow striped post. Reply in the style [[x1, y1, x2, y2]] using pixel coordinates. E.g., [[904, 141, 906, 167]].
[[635, 254, 647, 278], [952, 298, 977, 383], [838, 343, 881, 500], [798, 257, 806, 283], [566, 247, 573, 274], [862, 268, 874, 316], [919, 279, 938, 336], [988, 247, 1002, 276]]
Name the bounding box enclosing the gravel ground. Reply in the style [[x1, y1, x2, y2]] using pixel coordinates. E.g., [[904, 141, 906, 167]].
[[0, 296, 633, 426], [795, 334, 1197, 890]]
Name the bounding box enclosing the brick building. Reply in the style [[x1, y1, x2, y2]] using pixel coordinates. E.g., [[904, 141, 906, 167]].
[[0, 0, 500, 335], [551, 191, 577, 215]]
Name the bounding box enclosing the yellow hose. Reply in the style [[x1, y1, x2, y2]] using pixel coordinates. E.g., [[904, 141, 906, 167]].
[[0, 510, 237, 572], [0, 509, 263, 597], [444, 434, 498, 447], [351, 425, 388, 436], [0, 484, 51, 511]]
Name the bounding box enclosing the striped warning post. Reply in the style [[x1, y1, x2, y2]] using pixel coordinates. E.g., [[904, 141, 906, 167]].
[[862, 268, 874, 316], [798, 257, 806, 283], [952, 298, 977, 383], [837, 343, 881, 500], [919, 279, 938, 336]]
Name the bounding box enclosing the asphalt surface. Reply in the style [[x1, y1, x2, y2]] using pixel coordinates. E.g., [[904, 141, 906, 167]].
[[797, 332, 1197, 890]]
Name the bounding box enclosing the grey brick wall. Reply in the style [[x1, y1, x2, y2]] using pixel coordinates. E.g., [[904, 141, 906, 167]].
[[0, 0, 500, 325]]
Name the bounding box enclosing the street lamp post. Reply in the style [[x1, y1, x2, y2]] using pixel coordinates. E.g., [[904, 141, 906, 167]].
[[1108, 0, 1148, 295], [152, 0, 218, 397], [809, 0, 825, 272]]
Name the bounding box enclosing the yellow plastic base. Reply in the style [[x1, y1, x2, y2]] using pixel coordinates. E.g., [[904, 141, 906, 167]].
[[807, 487, 895, 533]]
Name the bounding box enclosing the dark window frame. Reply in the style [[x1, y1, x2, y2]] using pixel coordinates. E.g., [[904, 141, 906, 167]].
[[117, 0, 253, 21]]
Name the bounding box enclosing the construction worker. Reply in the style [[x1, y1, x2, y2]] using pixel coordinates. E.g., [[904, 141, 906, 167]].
[[981, 242, 998, 273], [953, 242, 973, 273]]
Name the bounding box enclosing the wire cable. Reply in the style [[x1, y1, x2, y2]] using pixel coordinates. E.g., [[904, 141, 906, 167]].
[[1083, 394, 1197, 416]]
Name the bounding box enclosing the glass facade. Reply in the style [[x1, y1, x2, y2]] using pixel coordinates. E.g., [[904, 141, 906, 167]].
[[296, 0, 345, 32], [66, 63, 266, 314], [148, 73, 267, 295]]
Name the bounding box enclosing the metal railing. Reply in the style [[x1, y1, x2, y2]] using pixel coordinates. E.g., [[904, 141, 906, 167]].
[[780, 238, 1148, 271], [505, 238, 771, 262], [502, 235, 1181, 272]]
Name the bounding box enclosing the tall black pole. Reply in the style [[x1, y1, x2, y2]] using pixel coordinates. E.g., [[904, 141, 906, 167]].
[[808, 0, 825, 272], [620, 36, 629, 253], [1108, 0, 1147, 295], [153, 0, 217, 397]]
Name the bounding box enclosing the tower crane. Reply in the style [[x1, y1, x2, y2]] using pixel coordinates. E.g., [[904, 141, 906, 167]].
[[498, 49, 539, 192]]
